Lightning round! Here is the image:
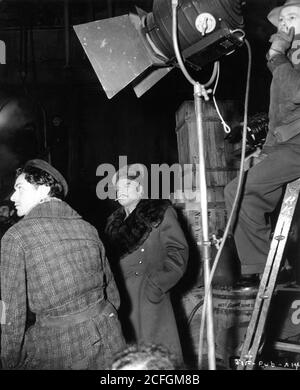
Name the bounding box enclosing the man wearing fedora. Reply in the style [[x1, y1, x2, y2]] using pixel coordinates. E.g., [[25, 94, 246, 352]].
[[0, 159, 125, 369], [225, 0, 300, 280], [105, 163, 189, 365]]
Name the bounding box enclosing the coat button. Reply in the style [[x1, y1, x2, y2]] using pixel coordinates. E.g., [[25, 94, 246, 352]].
[[135, 271, 139, 276], [139, 260, 142, 264], [141, 248, 145, 252]]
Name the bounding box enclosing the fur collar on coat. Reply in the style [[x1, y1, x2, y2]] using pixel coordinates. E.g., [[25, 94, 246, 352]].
[[106, 199, 171, 259]]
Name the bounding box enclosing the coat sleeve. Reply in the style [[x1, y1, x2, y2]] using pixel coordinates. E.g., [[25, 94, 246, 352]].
[[147, 207, 189, 302], [0, 230, 27, 369], [100, 243, 121, 311], [267, 53, 300, 103]]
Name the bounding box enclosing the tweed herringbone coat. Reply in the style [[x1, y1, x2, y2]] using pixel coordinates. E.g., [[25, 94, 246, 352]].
[[0, 199, 125, 370]]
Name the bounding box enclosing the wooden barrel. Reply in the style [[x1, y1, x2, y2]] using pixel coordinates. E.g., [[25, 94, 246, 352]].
[[212, 286, 258, 367], [179, 285, 258, 369]]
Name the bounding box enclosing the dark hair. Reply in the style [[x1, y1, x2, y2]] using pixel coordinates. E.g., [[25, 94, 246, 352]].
[[16, 166, 64, 199], [111, 343, 177, 370]]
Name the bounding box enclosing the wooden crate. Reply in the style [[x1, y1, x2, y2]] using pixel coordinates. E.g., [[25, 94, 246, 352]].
[[175, 100, 239, 188], [171, 188, 227, 241]]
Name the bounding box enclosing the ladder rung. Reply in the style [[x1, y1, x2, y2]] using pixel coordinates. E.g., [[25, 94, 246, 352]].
[[238, 178, 300, 370], [273, 341, 300, 353]]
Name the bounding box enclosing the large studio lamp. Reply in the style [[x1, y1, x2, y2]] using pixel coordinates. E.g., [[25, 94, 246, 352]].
[[74, 0, 245, 370], [74, 0, 244, 98]]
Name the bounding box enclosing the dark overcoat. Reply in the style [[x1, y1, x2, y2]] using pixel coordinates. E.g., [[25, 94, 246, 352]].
[[0, 199, 125, 369], [106, 200, 189, 362]]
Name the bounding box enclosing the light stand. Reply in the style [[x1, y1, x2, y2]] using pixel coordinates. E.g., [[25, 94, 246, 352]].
[[194, 84, 216, 370], [171, 0, 216, 370], [74, 0, 245, 370]]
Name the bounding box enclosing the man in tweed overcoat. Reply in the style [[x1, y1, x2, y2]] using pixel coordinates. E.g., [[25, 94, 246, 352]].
[[0, 159, 125, 369]]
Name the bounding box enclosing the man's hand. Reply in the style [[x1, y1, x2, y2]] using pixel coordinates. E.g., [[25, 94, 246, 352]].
[[269, 27, 295, 56]]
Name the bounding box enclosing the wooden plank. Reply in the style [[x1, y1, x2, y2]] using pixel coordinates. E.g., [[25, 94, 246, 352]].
[[175, 100, 239, 188]]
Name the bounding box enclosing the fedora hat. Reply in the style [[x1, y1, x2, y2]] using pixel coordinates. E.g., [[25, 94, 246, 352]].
[[268, 0, 300, 27]]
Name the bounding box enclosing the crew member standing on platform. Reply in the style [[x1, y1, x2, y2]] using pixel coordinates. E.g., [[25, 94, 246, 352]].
[[0, 159, 125, 369], [106, 164, 189, 365], [225, 0, 300, 279]]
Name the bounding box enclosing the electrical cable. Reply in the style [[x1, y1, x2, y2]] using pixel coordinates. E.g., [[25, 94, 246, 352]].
[[172, 0, 217, 369], [171, 0, 218, 89], [172, 0, 196, 87], [198, 38, 252, 369], [171, 0, 251, 369], [212, 62, 232, 134], [212, 29, 246, 134], [205, 61, 220, 88], [187, 299, 204, 325]]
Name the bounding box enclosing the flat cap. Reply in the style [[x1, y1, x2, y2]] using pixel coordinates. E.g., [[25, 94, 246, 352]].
[[24, 159, 68, 197]]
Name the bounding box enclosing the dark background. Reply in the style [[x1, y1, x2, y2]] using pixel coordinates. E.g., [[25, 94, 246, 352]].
[[0, 0, 281, 234], [1, 2, 299, 368]]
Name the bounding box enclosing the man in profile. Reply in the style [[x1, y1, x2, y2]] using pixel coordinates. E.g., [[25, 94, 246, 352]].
[[0, 159, 125, 369]]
